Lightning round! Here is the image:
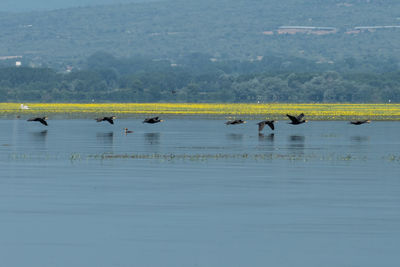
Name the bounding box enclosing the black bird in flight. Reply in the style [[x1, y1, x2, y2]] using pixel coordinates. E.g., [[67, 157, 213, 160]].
[[225, 119, 246, 125], [287, 113, 307, 125], [350, 120, 371, 125], [96, 116, 116, 124], [143, 117, 163, 124], [27, 117, 48, 126], [257, 120, 275, 131]]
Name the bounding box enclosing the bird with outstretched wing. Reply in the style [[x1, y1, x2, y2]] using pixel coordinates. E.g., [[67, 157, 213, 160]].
[[27, 117, 48, 126]]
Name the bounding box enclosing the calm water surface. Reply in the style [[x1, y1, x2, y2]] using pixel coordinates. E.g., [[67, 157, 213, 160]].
[[0, 119, 399, 267]]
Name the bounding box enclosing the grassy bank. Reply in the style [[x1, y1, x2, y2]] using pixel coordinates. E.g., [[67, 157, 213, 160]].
[[1, 103, 400, 120]]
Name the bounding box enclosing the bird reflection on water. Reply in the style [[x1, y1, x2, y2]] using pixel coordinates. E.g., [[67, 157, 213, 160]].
[[30, 130, 48, 142], [96, 132, 114, 145], [257, 133, 275, 151], [258, 133, 274, 142], [31, 130, 48, 139], [96, 132, 114, 153], [350, 136, 370, 150], [351, 135, 369, 143], [29, 130, 48, 150], [144, 133, 160, 145], [288, 135, 305, 154], [289, 135, 305, 142], [226, 133, 244, 141]]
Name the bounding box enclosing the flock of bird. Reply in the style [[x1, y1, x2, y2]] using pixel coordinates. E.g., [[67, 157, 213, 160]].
[[225, 113, 370, 131], [26, 113, 371, 133]]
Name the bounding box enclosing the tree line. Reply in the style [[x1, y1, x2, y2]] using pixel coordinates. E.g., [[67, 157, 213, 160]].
[[1, 53, 399, 103]]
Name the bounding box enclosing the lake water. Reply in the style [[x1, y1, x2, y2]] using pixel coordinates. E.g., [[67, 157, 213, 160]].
[[0, 119, 399, 267]]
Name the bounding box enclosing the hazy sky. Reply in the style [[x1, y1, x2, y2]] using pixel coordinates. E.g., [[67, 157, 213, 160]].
[[0, 0, 161, 12]]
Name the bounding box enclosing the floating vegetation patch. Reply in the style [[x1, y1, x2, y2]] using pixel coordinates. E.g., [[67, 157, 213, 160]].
[[2, 103, 400, 120], [5, 152, 400, 163], [384, 154, 400, 162], [87, 152, 371, 162]]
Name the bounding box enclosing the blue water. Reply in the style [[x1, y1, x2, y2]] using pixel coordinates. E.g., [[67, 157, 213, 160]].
[[0, 119, 399, 267]]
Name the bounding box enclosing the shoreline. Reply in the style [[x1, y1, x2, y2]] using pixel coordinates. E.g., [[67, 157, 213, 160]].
[[1, 103, 400, 120]]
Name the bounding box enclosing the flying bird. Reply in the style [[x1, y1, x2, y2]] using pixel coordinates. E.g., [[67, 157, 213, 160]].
[[257, 120, 275, 131], [27, 117, 48, 126], [287, 113, 307, 125], [350, 120, 371, 125], [143, 117, 163, 124], [96, 116, 116, 124], [225, 119, 246, 125]]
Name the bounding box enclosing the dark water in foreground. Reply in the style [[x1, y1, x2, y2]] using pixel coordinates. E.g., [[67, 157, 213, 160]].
[[0, 119, 399, 267]]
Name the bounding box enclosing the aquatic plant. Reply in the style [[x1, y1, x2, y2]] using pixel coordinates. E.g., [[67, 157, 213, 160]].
[[4, 151, 400, 164]]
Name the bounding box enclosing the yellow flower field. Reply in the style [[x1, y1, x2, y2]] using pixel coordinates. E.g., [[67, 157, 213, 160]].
[[1, 103, 400, 120]]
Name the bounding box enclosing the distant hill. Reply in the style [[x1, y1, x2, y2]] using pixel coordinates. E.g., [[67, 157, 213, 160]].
[[0, 0, 159, 12], [1, 0, 399, 69]]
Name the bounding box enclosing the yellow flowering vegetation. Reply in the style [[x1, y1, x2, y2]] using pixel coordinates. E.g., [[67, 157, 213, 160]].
[[1, 103, 400, 120]]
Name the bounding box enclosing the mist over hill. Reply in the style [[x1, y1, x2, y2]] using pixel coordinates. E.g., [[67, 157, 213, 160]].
[[0, 0, 399, 70]]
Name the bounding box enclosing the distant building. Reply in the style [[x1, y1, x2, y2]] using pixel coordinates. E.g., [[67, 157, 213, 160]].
[[354, 26, 400, 30], [345, 30, 360, 35], [262, 31, 274, 35], [277, 26, 337, 35], [65, 65, 73, 73], [0, 55, 22, 60]]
